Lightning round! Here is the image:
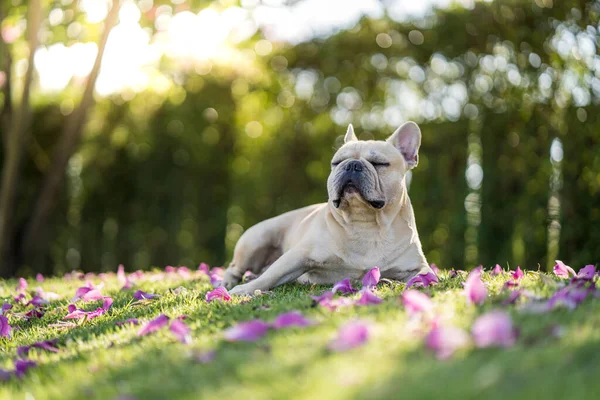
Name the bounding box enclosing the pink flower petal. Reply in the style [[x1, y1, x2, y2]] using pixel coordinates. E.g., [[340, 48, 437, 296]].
[[491, 264, 503, 275], [511, 266, 524, 281], [17, 339, 59, 358], [1, 303, 13, 314], [553, 260, 576, 279], [209, 267, 225, 287], [0, 315, 12, 338], [35, 273, 44, 282], [14, 359, 36, 379], [464, 267, 487, 305], [224, 320, 270, 342], [328, 321, 369, 352], [198, 263, 210, 275], [355, 290, 382, 306], [273, 311, 312, 329], [502, 290, 522, 305], [137, 314, 170, 336], [170, 319, 192, 344], [425, 326, 470, 360], [102, 297, 113, 310], [406, 272, 438, 288], [332, 278, 357, 294], [26, 295, 48, 307], [116, 318, 139, 326], [430, 264, 440, 275], [16, 278, 28, 293], [472, 311, 518, 348], [362, 268, 380, 289], [205, 287, 232, 302], [402, 290, 433, 316], [177, 267, 192, 280], [133, 290, 158, 301], [577, 265, 596, 280]]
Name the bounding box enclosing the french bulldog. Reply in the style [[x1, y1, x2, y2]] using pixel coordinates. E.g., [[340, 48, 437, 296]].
[[222, 122, 431, 295]]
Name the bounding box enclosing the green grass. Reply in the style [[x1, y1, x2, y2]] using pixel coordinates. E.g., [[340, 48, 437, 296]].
[[0, 269, 599, 400]]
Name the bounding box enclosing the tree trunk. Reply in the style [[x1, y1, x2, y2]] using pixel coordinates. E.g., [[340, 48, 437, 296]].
[[21, 0, 122, 266], [0, 1, 42, 277]]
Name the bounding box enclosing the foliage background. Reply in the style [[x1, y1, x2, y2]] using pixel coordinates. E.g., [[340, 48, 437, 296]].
[[0, 0, 599, 277]]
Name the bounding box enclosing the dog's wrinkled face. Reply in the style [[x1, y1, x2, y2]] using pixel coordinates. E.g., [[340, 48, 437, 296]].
[[327, 122, 421, 211]]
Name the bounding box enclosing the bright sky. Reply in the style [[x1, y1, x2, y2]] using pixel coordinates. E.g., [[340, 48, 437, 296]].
[[28, 0, 479, 95]]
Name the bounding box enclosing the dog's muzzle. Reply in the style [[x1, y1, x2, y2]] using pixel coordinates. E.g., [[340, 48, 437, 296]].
[[332, 161, 385, 209]]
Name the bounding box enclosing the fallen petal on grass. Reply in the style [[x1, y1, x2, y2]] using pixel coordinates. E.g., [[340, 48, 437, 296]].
[[406, 272, 438, 288], [0, 315, 12, 338], [553, 260, 576, 279], [170, 319, 192, 344], [491, 264, 503, 275], [425, 326, 470, 360], [224, 320, 270, 342], [116, 318, 139, 326], [472, 311, 517, 348], [328, 321, 369, 352], [332, 278, 357, 294], [272, 311, 312, 329], [205, 287, 232, 302], [464, 267, 487, 305], [138, 314, 170, 336], [402, 290, 433, 316], [14, 359, 36, 379], [133, 290, 158, 301], [362, 267, 380, 289], [355, 290, 383, 306]]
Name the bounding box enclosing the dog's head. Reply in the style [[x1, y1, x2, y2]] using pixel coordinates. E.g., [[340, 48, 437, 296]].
[[327, 122, 421, 211]]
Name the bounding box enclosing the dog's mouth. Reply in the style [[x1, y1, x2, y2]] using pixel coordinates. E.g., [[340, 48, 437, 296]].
[[332, 182, 385, 209]]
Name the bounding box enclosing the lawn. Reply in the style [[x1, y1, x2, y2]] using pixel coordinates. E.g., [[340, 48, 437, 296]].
[[0, 264, 599, 400]]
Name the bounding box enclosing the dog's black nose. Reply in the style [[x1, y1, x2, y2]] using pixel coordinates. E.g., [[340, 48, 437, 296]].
[[345, 160, 363, 172]]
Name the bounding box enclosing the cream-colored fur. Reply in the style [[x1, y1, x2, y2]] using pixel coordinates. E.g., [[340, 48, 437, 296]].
[[223, 122, 431, 295]]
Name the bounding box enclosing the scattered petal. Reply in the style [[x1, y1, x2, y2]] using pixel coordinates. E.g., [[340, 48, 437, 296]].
[[205, 287, 232, 302], [425, 326, 470, 360], [355, 290, 382, 306], [362, 268, 380, 289], [430, 264, 440, 275], [224, 320, 270, 342], [16, 278, 28, 293], [170, 319, 192, 344], [133, 290, 158, 301], [328, 321, 369, 352], [116, 318, 139, 326], [553, 260, 576, 279], [14, 359, 36, 379], [17, 340, 59, 358], [512, 267, 524, 281], [72, 286, 104, 302], [177, 267, 192, 280], [491, 264, 503, 275], [273, 312, 312, 329], [502, 290, 522, 305], [26, 295, 48, 307], [464, 267, 487, 305], [577, 265, 596, 280], [402, 290, 433, 316], [102, 297, 114, 310], [0, 315, 12, 337], [1, 303, 13, 314], [209, 267, 224, 287], [0, 368, 11, 381], [35, 273, 44, 282], [332, 278, 357, 294], [137, 314, 170, 336], [472, 311, 517, 348], [406, 272, 438, 288], [198, 263, 210, 275]]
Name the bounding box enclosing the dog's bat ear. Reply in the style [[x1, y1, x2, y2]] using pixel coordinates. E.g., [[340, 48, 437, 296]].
[[387, 121, 421, 169], [344, 124, 358, 143]]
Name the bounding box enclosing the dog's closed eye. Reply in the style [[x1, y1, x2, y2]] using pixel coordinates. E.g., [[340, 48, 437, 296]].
[[368, 161, 390, 168]]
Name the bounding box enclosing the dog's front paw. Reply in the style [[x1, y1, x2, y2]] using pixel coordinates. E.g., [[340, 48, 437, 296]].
[[222, 269, 242, 290], [229, 283, 256, 296]]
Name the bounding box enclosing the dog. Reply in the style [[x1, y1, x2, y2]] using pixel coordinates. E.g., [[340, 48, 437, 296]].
[[222, 121, 431, 295]]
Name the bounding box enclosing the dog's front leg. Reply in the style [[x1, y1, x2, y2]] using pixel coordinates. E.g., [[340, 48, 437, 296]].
[[229, 249, 309, 296]]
